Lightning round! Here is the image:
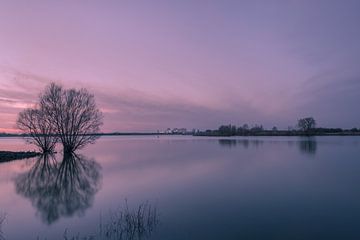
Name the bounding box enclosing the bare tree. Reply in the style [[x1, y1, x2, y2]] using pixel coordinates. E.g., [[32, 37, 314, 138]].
[[39, 83, 103, 153], [17, 83, 103, 154], [17, 108, 57, 153], [297, 117, 316, 132]]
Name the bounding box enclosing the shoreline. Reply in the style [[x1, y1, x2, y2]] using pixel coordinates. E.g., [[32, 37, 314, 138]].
[[1, 132, 360, 138], [192, 132, 360, 137], [0, 151, 41, 163]]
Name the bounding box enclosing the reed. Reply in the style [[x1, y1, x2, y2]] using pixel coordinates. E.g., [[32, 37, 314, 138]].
[[63, 200, 159, 240]]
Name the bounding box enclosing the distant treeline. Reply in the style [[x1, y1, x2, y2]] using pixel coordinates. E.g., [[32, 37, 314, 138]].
[[1, 117, 359, 138], [194, 123, 360, 137], [195, 117, 360, 136]]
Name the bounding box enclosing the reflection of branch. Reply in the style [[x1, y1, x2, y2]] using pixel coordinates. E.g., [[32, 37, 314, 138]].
[[0, 213, 5, 240], [15, 153, 102, 224]]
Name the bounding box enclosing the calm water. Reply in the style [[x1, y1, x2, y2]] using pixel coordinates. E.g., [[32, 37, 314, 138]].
[[1, 136, 360, 239]]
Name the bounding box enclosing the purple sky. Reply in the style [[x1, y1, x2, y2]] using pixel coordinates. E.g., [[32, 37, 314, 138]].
[[0, 0, 360, 132]]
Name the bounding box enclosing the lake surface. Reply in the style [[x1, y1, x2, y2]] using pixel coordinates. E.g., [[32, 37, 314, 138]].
[[1, 136, 360, 239]]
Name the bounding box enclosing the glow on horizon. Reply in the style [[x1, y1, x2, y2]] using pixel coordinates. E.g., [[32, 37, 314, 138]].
[[0, 1, 360, 132]]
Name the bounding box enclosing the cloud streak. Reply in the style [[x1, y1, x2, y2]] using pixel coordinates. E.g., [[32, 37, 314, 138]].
[[0, 67, 264, 132]]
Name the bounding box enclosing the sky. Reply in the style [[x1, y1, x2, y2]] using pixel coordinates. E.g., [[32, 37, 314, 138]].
[[0, 0, 360, 133]]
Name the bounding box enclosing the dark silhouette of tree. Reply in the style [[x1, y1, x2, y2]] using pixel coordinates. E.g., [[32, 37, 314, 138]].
[[236, 124, 250, 135], [15, 153, 101, 224], [17, 83, 103, 153], [194, 120, 357, 137], [17, 108, 57, 153], [297, 117, 316, 133], [250, 124, 263, 133], [40, 83, 103, 153]]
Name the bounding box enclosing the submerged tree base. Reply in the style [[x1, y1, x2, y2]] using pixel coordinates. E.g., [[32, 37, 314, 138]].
[[0, 151, 41, 163]]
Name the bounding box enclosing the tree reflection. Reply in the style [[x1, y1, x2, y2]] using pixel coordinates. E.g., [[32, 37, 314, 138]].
[[218, 139, 258, 149], [298, 138, 317, 155], [218, 139, 238, 148], [15, 153, 101, 224]]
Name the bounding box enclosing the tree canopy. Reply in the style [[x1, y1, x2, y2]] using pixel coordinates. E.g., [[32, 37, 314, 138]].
[[17, 83, 103, 153], [297, 117, 316, 132]]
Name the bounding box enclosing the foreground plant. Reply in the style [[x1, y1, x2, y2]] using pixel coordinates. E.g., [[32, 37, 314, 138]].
[[63, 200, 159, 240]]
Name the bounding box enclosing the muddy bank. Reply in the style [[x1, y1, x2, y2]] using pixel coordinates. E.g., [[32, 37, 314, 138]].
[[0, 151, 41, 163]]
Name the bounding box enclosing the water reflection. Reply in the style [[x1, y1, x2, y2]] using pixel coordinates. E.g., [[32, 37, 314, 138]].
[[298, 138, 317, 155], [218, 139, 238, 148], [15, 153, 102, 224], [218, 139, 251, 148], [0, 213, 5, 240], [218, 138, 318, 155], [218, 139, 265, 149]]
